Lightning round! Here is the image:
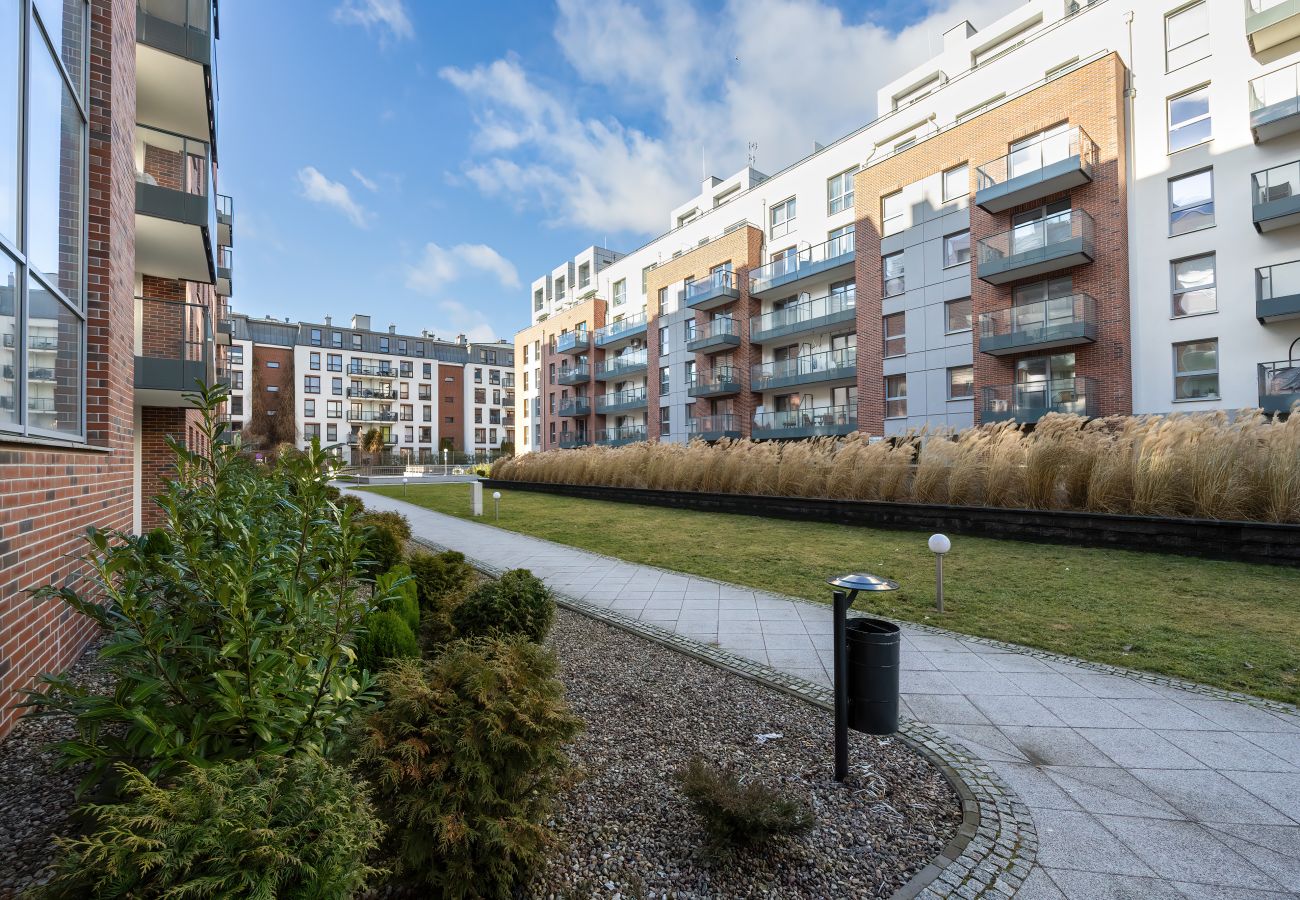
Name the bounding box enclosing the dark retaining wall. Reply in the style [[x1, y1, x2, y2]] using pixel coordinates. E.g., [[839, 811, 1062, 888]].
[[481, 480, 1300, 567]]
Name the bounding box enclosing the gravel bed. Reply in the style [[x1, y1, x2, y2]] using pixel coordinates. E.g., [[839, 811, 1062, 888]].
[[533, 609, 961, 900], [0, 641, 109, 900]]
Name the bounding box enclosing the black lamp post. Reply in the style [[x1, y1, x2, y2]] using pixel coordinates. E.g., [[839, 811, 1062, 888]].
[[826, 572, 900, 782]]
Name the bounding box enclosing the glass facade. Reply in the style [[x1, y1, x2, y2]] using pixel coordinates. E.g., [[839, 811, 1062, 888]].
[[1, 0, 87, 438]]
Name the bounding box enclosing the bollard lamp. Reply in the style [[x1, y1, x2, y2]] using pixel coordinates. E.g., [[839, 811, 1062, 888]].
[[928, 534, 951, 613], [492, 491, 501, 521], [826, 571, 899, 782]]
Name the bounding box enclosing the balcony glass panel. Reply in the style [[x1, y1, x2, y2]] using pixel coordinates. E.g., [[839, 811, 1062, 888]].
[[596, 387, 648, 412], [753, 404, 857, 439], [689, 413, 740, 440], [558, 396, 590, 417], [748, 231, 856, 295], [137, 0, 213, 62], [133, 295, 212, 395], [1259, 359, 1300, 413], [597, 349, 648, 378], [978, 294, 1097, 354], [683, 269, 740, 309], [1250, 63, 1300, 139], [981, 377, 1097, 422], [1253, 160, 1300, 232], [135, 124, 209, 202], [1257, 258, 1300, 321], [976, 209, 1094, 283], [597, 425, 647, 445], [594, 311, 647, 345], [555, 329, 590, 354], [750, 288, 856, 342], [688, 365, 742, 396], [751, 347, 856, 391]]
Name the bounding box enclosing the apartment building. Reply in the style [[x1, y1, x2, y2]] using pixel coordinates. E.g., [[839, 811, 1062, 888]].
[[517, 0, 1300, 449], [0, 0, 227, 738], [227, 312, 515, 460]]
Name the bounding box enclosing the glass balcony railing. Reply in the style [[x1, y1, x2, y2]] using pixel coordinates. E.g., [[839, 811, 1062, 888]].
[[751, 347, 857, 392], [348, 409, 398, 422], [558, 431, 592, 449], [597, 425, 647, 446], [685, 317, 741, 352], [557, 363, 591, 385], [1246, 0, 1300, 54], [348, 363, 396, 377], [1257, 259, 1300, 322], [750, 289, 856, 344], [689, 414, 741, 441], [133, 296, 213, 399], [978, 294, 1098, 356], [976, 209, 1095, 285], [1259, 360, 1300, 413], [975, 127, 1097, 213], [594, 311, 648, 347], [1252, 160, 1300, 232], [1250, 62, 1300, 141], [752, 404, 857, 440], [346, 387, 395, 399], [596, 387, 648, 413], [558, 396, 591, 417], [748, 232, 856, 295], [555, 330, 590, 354], [596, 349, 648, 379], [683, 270, 741, 310], [687, 365, 742, 397], [137, 0, 214, 65], [981, 377, 1098, 423], [135, 124, 210, 204]]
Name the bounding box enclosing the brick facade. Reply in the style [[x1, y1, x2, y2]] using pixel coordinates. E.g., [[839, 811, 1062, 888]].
[[515, 299, 606, 451], [438, 363, 466, 451]]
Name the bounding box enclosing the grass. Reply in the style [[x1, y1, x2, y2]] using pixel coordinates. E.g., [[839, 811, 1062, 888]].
[[361, 483, 1300, 704]]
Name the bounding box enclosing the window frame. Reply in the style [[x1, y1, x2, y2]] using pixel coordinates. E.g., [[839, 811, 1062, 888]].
[[947, 365, 975, 401], [883, 312, 907, 358], [770, 196, 797, 238], [827, 167, 858, 215], [1167, 84, 1212, 154], [1168, 167, 1215, 236], [881, 191, 906, 236], [882, 251, 906, 298], [943, 230, 971, 268], [942, 165, 968, 203], [1172, 338, 1219, 401], [884, 374, 908, 419], [1164, 1, 1210, 74], [1170, 252, 1217, 319], [945, 297, 973, 334]]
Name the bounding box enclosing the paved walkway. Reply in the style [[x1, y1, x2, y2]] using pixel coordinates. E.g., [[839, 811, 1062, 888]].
[[351, 489, 1300, 899]]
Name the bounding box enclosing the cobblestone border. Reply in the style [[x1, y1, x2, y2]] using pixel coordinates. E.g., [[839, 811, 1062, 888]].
[[412, 536, 1037, 899]]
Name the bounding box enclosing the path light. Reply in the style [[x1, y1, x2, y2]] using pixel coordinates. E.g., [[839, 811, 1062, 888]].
[[403, 476, 409, 499], [826, 573, 901, 782], [493, 491, 501, 521], [928, 534, 951, 613]]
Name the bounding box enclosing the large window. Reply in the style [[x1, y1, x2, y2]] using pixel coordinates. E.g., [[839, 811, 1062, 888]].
[[883, 312, 906, 357], [1165, 2, 1209, 72], [827, 167, 857, 215], [882, 252, 905, 297], [881, 191, 906, 236], [612, 279, 626, 307], [1168, 85, 1211, 153], [1168, 169, 1214, 235], [1173, 339, 1218, 400], [885, 374, 907, 419], [945, 298, 973, 333], [1, 0, 88, 439], [948, 366, 974, 400], [1171, 253, 1216, 317], [770, 196, 796, 238], [943, 231, 971, 268], [942, 165, 968, 203]]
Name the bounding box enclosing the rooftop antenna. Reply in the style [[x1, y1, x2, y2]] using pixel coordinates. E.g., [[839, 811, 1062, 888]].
[[747, 141, 758, 168]]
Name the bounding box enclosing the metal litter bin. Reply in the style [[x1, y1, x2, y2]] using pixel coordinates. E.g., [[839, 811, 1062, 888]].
[[845, 617, 900, 735]]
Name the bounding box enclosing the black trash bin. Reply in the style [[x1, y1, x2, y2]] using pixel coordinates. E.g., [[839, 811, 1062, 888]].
[[845, 617, 901, 735]]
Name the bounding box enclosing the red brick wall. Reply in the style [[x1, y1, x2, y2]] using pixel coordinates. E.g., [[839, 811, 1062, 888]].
[[438, 363, 465, 451], [516, 299, 604, 450], [0, 0, 137, 741]]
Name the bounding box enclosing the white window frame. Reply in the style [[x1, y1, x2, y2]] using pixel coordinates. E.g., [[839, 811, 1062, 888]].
[[770, 196, 796, 238], [882, 191, 906, 235], [1165, 1, 1210, 73], [827, 167, 858, 215], [882, 252, 905, 298], [942, 165, 968, 202]]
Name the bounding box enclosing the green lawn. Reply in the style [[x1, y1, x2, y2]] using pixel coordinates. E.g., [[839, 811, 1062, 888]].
[[361, 483, 1300, 704]]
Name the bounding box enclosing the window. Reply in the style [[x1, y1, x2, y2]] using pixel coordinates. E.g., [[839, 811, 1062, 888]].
[[379, 337, 389, 353], [578, 262, 590, 288], [422, 363, 431, 378], [474, 388, 486, 404], [657, 286, 668, 315], [331, 377, 342, 395], [770, 197, 796, 238], [642, 266, 653, 295], [1165, 2, 1209, 72], [327, 353, 342, 371], [232, 371, 244, 389], [684, 360, 695, 388], [1173, 339, 1218, 400], [659, 325, 671, 355], [418, 384, 431, 401], [556, 276, 566, 300], [304, 376, 320, 394], [882, 252, 905, 297], [948, 366, 974, 400], [683, 318, 696, 342], [474, 428, 486, 444], [231, 396, 243, 415], [267, 361, 279, 369], [885, 375, 907, 418], [1169, 169, 1214, 235], [942, 165, 968, 202], [400, 361, 412, 378], [474, 367, 482, 383], [304, 423, 320, 440], [1168, 85, 1211, 153], [303, 399, 316, 418], [883, 312, 906, 357], [398, 339, 407, 354], [230, 346, 244, 365], [309, 352, 320, 370], [327, 423, 337, 442], [827, 167, 857, 215], [943, 231, 971, 268], [612, 279, 626, 307], [327, 400, 342, 418], [881, 191, 906, 236], [946, 298, 973, 333], [533, 288, 544, 312], [310, 328, 321, 346], [423, 405, 431, 421], [351, 334, 361, 349], [659, 405, 671, 436], [1171, 254, 1217, 317], [660, 366, 670, 394], [331, 331, 342, 348]]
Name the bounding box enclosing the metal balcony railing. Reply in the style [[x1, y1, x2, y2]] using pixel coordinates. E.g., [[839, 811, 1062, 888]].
[[597, 349, 648, 378], [683, 269, 742, 309], [686, 316, 741, 351], [558, 431, 592, 449], [346, 387, 396, 399], [348, 409, 398, 422], [596, 387, 648, 412], [558, 396, 591, 417], [688, 365, 742, 396], [597, 425, 647, 445], [748, 231, 856, 295], [975, 127, 1097, 213], [348, 363, 396, 377], [136, 0, 214, 64], [557, 363, 591, 384], [688, 413, 740, 440], [133, 296, 213, 395], [555, 330, 590, 354]]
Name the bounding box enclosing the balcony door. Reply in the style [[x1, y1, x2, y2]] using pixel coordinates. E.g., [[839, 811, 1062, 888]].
[[710, 261, 733, 289], [1015, 353, 1077, 412], [1010, 199, 1071, 255], [1012, 276, 1074, 330], [1007, 123, 1070, 180]]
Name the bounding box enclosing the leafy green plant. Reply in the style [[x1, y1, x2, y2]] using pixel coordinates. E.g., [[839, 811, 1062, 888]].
[[359, 517, 404, 578], [363, 510, 412, 541], [355, 609, 420, 673], [451, 569, 554, 642], [376, 564, 420, 631], [675, 756, 813, 858], [352, 642, 582, 899], [34, 754, 385, 900], [408, 548, 474, 611], [26, 385, 396, 787]]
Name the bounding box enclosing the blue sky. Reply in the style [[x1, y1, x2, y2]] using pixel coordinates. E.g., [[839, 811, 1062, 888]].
[[218, 0, 1021, 343]]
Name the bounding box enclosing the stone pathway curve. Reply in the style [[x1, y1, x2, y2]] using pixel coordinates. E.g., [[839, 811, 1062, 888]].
[[349, 489, 1300, 899]]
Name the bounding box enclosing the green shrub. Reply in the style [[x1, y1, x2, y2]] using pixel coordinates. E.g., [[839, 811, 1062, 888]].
[[451, 569, 555, 642], [35, 754, 385, 900], [675, 756, 813, 858], [408, 548, 474, 611], [355, 609, 420, 673], [360, 518, 404, 578], [353, 642, 582, 899], [364, 509, 412, 541], [338, 493, 367, 518], [377, 564, 420, 631], [27, 386, 395, 786]]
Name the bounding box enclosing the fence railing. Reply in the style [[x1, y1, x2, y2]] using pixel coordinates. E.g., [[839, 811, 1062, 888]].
[[976, 126, 1097, 191]]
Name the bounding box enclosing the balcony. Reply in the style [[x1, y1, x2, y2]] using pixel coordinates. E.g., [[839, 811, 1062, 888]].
[[981, 377, 1098, 424], [1257, 260, 1300, 322], [136, 0, 216, 144], [555, 330, 590, 355], [975, 127, 1097, 214], [558, 431, 592, 449], [595, 350, 648, 381], [597, 425, 647, 447], [216, 246, 232, 296], [753, 405, 857, 440], [133, 296, 214, 406], [1250, 63, 1300, 142], [750, 290, 856, 344], [976, 209, 1094, 285], [748, 232, 856, 297], [348, 363, 396, 378], [751, 347, 856, 392], [1247, 0, 1300, 54], [557, 363, 591, 385], [1259, 360, 1300, 414], [215, 318, 232, 345], [595, 312, 648, 348], [683, 270, 741, 311], [978, 294, 1098, 356], [346, 387, 395, 400], [688, 365, 742, 398], [217, 193, 232, 247], [1253, 160, 1300, 232], [348, 409, 399, 423], [689, 414, 741, 442], [134, 125, 215, 284], [686, 317, 741, 353], [597, 387, 648, 414], [558, 396, 591, 417]]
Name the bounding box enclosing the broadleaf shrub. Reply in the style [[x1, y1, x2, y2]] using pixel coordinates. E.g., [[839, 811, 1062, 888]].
[[451, 569, 554, 642], [34, 754, 385, 900], [353, 641, 582, 899], [408, 548, 474, 611], [355, 609, 420, 673], [676, 756, 813, 858]]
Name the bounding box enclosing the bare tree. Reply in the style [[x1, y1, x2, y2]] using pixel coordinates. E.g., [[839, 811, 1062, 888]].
[[244, 360, 297, 460]]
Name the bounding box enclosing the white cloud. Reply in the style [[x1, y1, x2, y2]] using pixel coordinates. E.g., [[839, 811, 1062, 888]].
[[297, 166, 372, 228], [435, 299, 501, 343], [441, 0, 1023, 236], [331, 0, 413, 42], [351, 168, 379, 192], [405, 242, 520, 294]]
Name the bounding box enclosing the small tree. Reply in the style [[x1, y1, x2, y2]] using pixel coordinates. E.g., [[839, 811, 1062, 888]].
[[498, 440, 515, 457], [360, 427, 387, 467], [243, 360, 297, 459]]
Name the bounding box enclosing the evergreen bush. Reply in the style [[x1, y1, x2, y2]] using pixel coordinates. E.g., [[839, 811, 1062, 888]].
[[363, 510, 412, 541], [352, 642, 582, 899], [35, 755, 385, 899], [376, 564, 420, 631], [408, 549, 474, 610], [675, 756, 813, 858], [451, 569, 555, 642], [355, 609, 420, 673]]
